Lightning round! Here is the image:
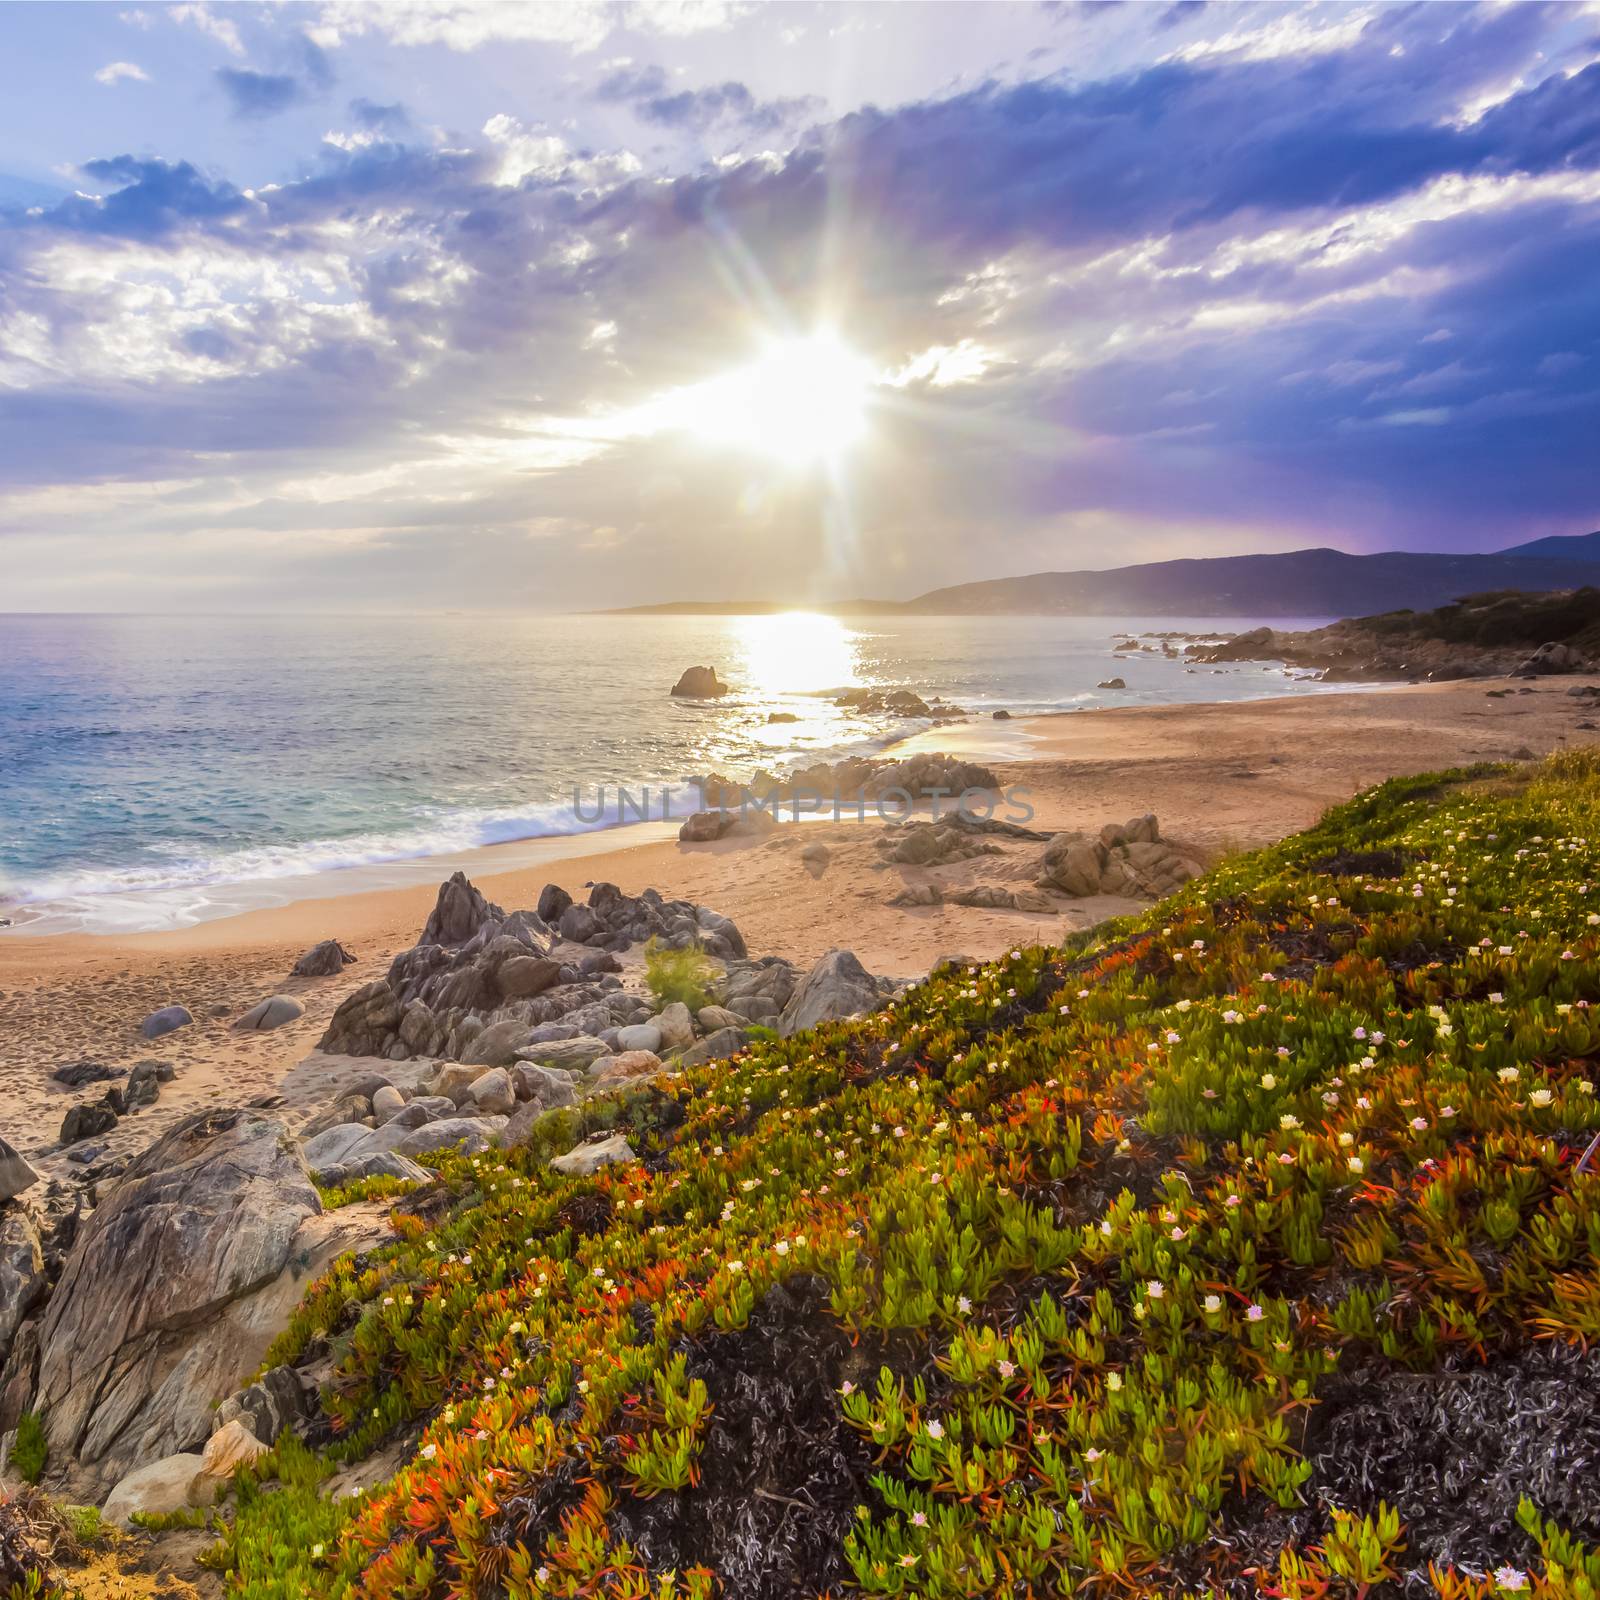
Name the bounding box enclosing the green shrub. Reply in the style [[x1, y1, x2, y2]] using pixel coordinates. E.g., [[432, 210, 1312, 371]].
[[11, 1411, 46, 1483], [642, 937, 716, 1011]]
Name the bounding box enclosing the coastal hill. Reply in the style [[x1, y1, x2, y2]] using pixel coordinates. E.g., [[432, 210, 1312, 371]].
[[605, 530, 1600, 617]]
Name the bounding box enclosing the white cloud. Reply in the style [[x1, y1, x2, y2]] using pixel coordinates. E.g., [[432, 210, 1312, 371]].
[[1165, 8, 1372, 65], [93, 60, 150, 85], [481, 113, 642, 187], [311, 0, 743, 52], [168, 2, 244, 55]]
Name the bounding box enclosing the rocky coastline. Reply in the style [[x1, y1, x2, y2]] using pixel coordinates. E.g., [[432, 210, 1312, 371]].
[[1184, 587, 1600, 682], [0, 744, 1206, 1570]]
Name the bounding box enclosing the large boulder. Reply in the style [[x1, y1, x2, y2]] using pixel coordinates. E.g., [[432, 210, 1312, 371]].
[[517, 1035, 610, 1072], [101, 1453, 217, 1528], [550, 1134, 636, 1176], [467, 1068, 517, 1115], [511, 1063, 579, 1110], [461, 1018, 530, 1069], [778, 950, 888, 1037], [680, 1027, 751, 1068], [0, 1137, 38, 1204], [421, 872, 505, 947], [60, 1102, 118, 1146], [139, 1005, 192, 1041], [290, 939, 357, 978], [653, 1002, 695, 1052], [1039, 836, 1106, 897], [679, 810, 736, 843], [670, 665, 728, 698], [497, 956, 561, 999], [394, 1116, 506, 1159], [1518, 641, 1588, 675], [35, 1109, 321, 1477], [590, 1050, 663, 1088], [234, 995, 305, 1032]]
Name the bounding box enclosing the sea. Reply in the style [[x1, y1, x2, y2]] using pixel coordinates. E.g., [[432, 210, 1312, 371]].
[[0, 611, 1341, 934]]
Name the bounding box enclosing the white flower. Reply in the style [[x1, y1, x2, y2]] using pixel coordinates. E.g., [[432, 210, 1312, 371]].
[[1146, 1279, 1165, 1299], [1347, 1156, 1364, 1173], [1260, 1072, 1277, 1089], [1279, 1114, 1300, 1131], [925, 1419, 945, 1439], [1105, 1372, 1123, 1391], [1495, 1567, 1528, 1592], [420, 1443, 437, 1460], [1499, 1067, 1520, 1083], [1530, 1089, 1553, 1108]]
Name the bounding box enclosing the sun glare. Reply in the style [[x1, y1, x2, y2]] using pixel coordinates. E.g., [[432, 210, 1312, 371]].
[[652, 333, 874, 467], [736, 611, 858, 697]]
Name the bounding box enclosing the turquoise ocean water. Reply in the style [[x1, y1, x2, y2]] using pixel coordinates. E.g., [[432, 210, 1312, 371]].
[[0, 611, 1338, 932]]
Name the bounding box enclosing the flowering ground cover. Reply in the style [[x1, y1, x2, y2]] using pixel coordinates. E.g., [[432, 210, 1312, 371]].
[[207, 750, 1600, 1598]]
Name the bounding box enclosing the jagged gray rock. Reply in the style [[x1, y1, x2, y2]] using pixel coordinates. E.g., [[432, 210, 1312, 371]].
[[35, 1108, 321, 1476], [0, 1210, 45, 1358], [778, 949, 892, 1037], [422, 871, 505, 947], [290, 939, 357, 978]]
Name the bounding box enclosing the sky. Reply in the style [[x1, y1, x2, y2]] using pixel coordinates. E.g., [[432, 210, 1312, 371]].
[[2, 0, 1599, 612]]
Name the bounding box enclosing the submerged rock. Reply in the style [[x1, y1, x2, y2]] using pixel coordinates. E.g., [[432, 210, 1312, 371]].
[[670, 665, 728, 698]]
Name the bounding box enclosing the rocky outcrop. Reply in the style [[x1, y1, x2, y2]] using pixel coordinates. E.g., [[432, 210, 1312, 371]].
[[1518, 641, 1587, 675], [422, 871, 506, 947], [697, 750, 1002, 814], [670, 665, 728, 698], [319, 874, 747, 1063], [35, 1109, 321, 1479], [778, 949, 895, 1037], [1038, 815, 1201, 899], [290, 939, 357, 978], [1190, 591, 1600, 682]]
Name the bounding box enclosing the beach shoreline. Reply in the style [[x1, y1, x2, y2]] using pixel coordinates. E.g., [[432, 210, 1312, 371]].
[[3, 675, 1596, 1179]]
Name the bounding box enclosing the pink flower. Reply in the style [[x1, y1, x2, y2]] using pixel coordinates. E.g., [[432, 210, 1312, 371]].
[[1245, 1304, 1264, 1322]]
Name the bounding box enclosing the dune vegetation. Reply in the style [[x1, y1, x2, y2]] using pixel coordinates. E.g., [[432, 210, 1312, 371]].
[[80, 752, 1600, 1598]]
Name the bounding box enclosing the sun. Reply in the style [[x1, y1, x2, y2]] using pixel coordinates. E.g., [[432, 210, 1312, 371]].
[[650, 332, 874, 467]]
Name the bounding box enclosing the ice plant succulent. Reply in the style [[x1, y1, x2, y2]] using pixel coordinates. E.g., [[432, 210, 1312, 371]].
[[187, 751, 1600, 1599]]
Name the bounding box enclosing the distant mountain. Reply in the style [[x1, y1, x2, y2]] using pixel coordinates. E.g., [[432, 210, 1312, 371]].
[[901, 541, 1600, 617], [601, 531, 1600, 618], [1497, 530, 1600, 562]]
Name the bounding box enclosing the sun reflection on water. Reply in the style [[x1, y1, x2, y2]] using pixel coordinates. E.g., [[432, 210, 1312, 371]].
[[734, 612, 860, 699]]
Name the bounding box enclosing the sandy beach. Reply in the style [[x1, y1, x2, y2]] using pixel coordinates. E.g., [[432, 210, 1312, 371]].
[[4, 675, 1596, 1180]]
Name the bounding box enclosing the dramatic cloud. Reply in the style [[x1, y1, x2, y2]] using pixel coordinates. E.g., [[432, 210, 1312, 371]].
[[1, 0, 1597, 610], [595, 62, 819, 134]]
